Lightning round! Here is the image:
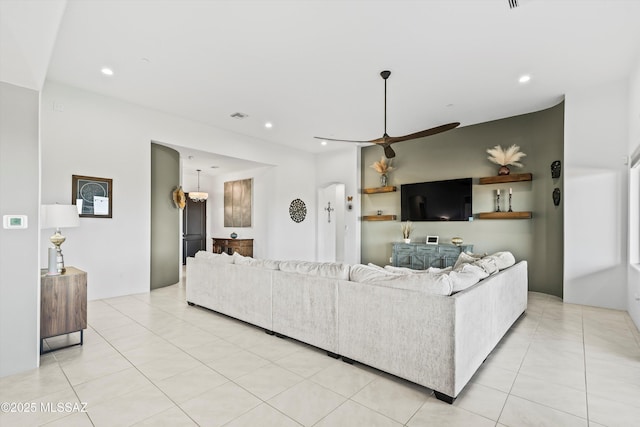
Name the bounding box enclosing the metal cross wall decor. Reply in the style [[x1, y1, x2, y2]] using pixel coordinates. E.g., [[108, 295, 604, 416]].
[[324, 202, 335, 223]]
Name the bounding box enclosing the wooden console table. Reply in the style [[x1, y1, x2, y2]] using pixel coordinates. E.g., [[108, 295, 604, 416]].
[[40, 267, 87, 354], [212, 238, 253, 257]]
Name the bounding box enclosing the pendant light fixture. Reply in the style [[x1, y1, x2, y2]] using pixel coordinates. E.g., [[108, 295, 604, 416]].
[[189, 169, 208, 202]]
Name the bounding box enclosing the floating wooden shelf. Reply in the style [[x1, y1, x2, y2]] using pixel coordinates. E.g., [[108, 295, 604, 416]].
[[479, 173, 533, 185], [477, 211, 532, 220], [363, 186, 397, 194], [362, 215, 397, 221]]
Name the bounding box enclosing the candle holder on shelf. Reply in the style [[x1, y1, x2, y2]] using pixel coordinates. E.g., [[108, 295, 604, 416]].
[[496, 191, 501, 212], [508, 193, 513, 212]]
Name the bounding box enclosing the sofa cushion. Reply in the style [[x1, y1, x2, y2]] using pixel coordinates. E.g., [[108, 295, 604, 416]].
[[350, 264, 400, 282], [194, 251, 234, 263], [366, 272, 453, 295], [232, 252, 280, 270], [449, 263, 490, 293], [384, 265, 452, 274], [279, 260, 350, 280]]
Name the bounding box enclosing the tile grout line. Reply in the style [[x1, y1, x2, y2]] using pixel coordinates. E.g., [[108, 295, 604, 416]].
[[95, 287, 330, 426], [85, 293, 210, 426], [47, 348, 97, 427], [493, 297, 542, 426], [490, 295, 593, 424]]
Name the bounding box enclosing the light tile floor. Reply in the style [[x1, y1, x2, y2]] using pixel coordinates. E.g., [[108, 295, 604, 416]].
[[2, 283, 640, 427]]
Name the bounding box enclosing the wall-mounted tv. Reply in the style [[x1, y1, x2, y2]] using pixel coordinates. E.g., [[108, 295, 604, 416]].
[[401, 178, 472, 221]]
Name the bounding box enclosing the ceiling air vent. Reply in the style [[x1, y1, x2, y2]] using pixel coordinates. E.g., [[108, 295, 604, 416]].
[[230, 112, 249, 119], [508, 0, 519, 8]]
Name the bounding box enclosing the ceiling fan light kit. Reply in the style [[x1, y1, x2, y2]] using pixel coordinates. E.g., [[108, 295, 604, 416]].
[[314, 70, 460, 158]]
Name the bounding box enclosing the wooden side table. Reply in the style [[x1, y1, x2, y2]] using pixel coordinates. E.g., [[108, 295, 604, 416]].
[[40, 267, 87, 354], [212, 238, 253, 257]]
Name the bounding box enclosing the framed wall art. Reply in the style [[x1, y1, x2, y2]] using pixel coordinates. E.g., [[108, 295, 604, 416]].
[[72, 175, 112, 218], [224, 178, 252, 227]]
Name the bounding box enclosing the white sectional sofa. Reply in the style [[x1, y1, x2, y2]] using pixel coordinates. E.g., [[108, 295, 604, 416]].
[[186, 251, 528, 403]]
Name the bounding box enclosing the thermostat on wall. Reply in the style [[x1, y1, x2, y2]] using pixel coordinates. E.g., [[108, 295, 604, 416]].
[[3, 215, 28, 229]]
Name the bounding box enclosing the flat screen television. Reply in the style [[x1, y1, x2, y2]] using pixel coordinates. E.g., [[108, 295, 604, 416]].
[[401, 178, 472, 221]]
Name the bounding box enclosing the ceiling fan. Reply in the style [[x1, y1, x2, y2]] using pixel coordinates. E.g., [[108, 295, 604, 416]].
[[314, 70, 460, 159]]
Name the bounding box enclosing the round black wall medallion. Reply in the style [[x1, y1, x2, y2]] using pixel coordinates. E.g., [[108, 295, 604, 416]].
[[289, 199, 307, 223]]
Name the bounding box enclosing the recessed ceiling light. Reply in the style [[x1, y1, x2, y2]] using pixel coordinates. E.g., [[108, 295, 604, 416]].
[[321, 140, 327, 146], [519, 74, 531, 84], [265, 122, 273, 129], [101, 67, 114, 76]]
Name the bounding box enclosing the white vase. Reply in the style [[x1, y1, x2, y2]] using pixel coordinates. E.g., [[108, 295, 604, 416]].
[[403, 238, 411, 244]]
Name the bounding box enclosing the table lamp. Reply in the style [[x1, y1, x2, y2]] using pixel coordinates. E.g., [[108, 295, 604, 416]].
[[42, 204, 80, 274]]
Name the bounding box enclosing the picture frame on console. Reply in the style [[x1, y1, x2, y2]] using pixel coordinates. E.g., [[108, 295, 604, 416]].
[[426, 235, 439, 245]]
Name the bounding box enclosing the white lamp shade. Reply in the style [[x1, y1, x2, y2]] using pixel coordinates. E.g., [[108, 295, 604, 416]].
[[41, 204, 80, 229]]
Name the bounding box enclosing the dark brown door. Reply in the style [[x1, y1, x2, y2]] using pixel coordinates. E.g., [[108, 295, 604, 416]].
[[183, 195, 206, 264]]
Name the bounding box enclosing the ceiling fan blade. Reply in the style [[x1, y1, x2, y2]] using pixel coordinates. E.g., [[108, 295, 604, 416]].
[[386, 122, 460, 144], [369, 135, 388, 144], [313, 136, 375, 143], [314, 72, 460, 159], [383, 144, 396, 159]]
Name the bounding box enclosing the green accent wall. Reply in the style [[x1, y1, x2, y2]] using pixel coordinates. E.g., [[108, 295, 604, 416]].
[[361, 102, 564, 297], [150, 143, 180, 289]]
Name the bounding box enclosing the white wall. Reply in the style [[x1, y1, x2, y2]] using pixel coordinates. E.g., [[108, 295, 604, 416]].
[[41, 81, 317, 299], [0, 83, 40, 377], [209, 166, 275, 259], [564, 79, 629, 309], [315, 147, 361, 265], [628, 57, 640, 331]]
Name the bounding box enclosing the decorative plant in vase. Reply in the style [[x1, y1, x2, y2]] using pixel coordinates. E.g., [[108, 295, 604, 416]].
[[486, 144, 526, 176], [370, 157, 394, 187], [401, 221, 413, 243]]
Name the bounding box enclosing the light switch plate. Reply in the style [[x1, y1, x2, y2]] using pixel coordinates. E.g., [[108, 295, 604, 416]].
[[3, 215, 28, 229]]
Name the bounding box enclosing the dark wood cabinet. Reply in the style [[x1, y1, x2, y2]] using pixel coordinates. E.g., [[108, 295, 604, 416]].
[[212, 238, 253, 257], [40, 267, 87, 353]]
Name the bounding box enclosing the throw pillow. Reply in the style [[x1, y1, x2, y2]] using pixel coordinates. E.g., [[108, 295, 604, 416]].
[[472, 257, 499, 275], [487, 251, 516, 270], [453, 252, 483, 270], [449, 263, 489, 293]]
